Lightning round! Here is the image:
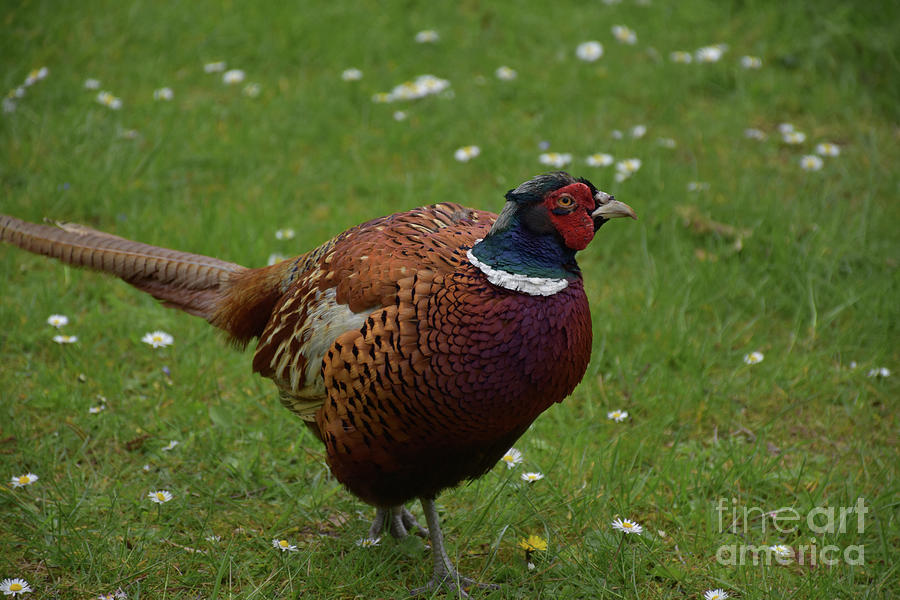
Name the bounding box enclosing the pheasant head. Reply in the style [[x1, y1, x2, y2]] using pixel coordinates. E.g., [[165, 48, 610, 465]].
[[468, 171, 636, 295]]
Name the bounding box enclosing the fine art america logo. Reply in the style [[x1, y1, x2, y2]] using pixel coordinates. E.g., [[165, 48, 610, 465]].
[[715, 497, 867, 566]]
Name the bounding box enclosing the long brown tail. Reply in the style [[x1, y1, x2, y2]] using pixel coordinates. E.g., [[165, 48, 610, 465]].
[[0, 214, 289, 345]]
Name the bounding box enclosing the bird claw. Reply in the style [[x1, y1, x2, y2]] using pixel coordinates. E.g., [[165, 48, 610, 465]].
[[410, 573, 499, 598], [368, 506, 428, 540]]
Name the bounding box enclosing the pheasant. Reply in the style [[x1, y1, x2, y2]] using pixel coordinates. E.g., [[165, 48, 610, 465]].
[[0, 171, 635, 596]]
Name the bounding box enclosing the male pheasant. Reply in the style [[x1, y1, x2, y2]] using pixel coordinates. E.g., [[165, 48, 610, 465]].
[[0, 171, 635, 596]]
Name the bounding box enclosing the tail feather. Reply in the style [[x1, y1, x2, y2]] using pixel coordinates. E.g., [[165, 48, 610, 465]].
[[0, 214, 283, 343]]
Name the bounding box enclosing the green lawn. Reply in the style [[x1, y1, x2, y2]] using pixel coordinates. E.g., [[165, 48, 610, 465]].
[[1, 0, 897, 598]]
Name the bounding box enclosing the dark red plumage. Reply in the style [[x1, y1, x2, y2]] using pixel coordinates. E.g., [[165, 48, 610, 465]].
[[0, 171, 636, 595]]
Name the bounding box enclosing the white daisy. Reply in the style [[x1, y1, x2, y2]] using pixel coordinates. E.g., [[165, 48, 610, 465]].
[[204, 61, 226, 73], [53, 334, 78, 344], [576, 41, 604, 62], [695, 46, 724, 63], [740, 55, 763, 69], [161, 440, 179, 451], [867, 367, 890, 378], [539, 152, 573, 168], [223, 69, 245, 85], [586, 153, 614, 167], [96, 91, 122, 110], [495, 66, 517, 81], [392, 111, 407, 121], [243, 83, 261, 98], [275, 228, 295, 240], [454, 145, 481, 162], [687, 181, 710, 191], [611, 517, 643, 535], [614, 158, 642, 181], [800, 155, 824, 171], [272, 538, 298, 552], [610, 129, 624, 140], [267, 253, 287, 266], [0, 578, 33, 596], [670, 51, 693, 64], [611, 25, 637, 45], [89, 405, 105, 414], [778, 122, 795, 134], [24, 67, 48, 86], [657, 137, 677, 148], [148, 490, 173, 504], [84, 78, 101, 89], [815, 142, 840, 157], [769, 544, 792, 558], [356, 537, 381, 547], [743, 351, 764, 365], [630, 124, 647, 138], [10, 473, 39, 488], [142, 331, 174, 348], [47, 314, 69, 328], [341, 68, 363, 81], [607, 409, 629, 422], [500, 448, 523, 469], [414, 30, 439, 43], [153, 87, 173, 101], [521, 471, 544, 483], [744, 128, 767, 140], [783, 131, 806, 144], [704, 589, 729, 600]]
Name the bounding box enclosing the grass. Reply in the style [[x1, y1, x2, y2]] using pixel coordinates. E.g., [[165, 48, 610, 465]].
[[1, 0, 898, 598]]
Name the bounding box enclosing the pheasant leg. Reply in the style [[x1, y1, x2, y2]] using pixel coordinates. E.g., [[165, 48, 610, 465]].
[[368, 505, 428, 540], [410, 497, 499, 598]]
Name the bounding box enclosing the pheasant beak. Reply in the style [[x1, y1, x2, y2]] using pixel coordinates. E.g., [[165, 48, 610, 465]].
[[591, 191, 637, 221]]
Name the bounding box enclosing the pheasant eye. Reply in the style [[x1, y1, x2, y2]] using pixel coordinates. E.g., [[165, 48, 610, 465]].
[[556, 195, 575, 208]]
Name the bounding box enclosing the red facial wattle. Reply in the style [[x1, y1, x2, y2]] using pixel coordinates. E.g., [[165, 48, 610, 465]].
[[544, 182, 596, 251]]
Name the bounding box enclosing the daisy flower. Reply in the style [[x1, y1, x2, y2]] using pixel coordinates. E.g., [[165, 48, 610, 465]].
[[0, 578, 32, 596], [611, 25, 637, 45], [223, 69, 245, 85], [153, 87, 173, 101], [414, 30, 439, 43], [275, 228, 295, 240], [630, 124, 647, 138], [89, 405, 105, 414], [272, 538, 298, 552], [392, 111, 407, 121], [614, 158, 642, 182], [243, 83, 261, 97], [695, 45, 724, 63], [607, 409, 629, 422], [744, 128, 767, 140], [204, 61, 226, 73], [24, 67, 48, 86], [341, 68, 363, 81], [454, 145, 481, 162], [47, 314, 69, 328], [495, 66, 517, 81], [142, 331, 173, 348], [500, 448, 523, 469], [815, 142, 840, 157], [867, 367, 890, 378], [539, 152, 572, 168], [743, 351, 764, 365], [687, 181, 710, 191], [521, 471, 544, 483], [704, 589, 729, 600], [670, 51, 692, 64], [356, 537, 381, 547], [53, 334, 78, 344], [84, 78, 101, 89], [610, 129, 624, 139], [161, 440, 179, 451], [10, 473, 39, 488], [783, 131, 806, 144], [778, 123, 795, 134], [800, 155, 823, 171], [740, 55, 763, 69], [148, 490, 173, 504], [96, 91, 122, 110], [657, 137, 677, 148], [267, 253, 287, 266], [518, 534, 548, 552], [575, 41, 604, 62], [611, 517, 643, 535], [586, 153, 614, 167], [769, 544, 792, 558]]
